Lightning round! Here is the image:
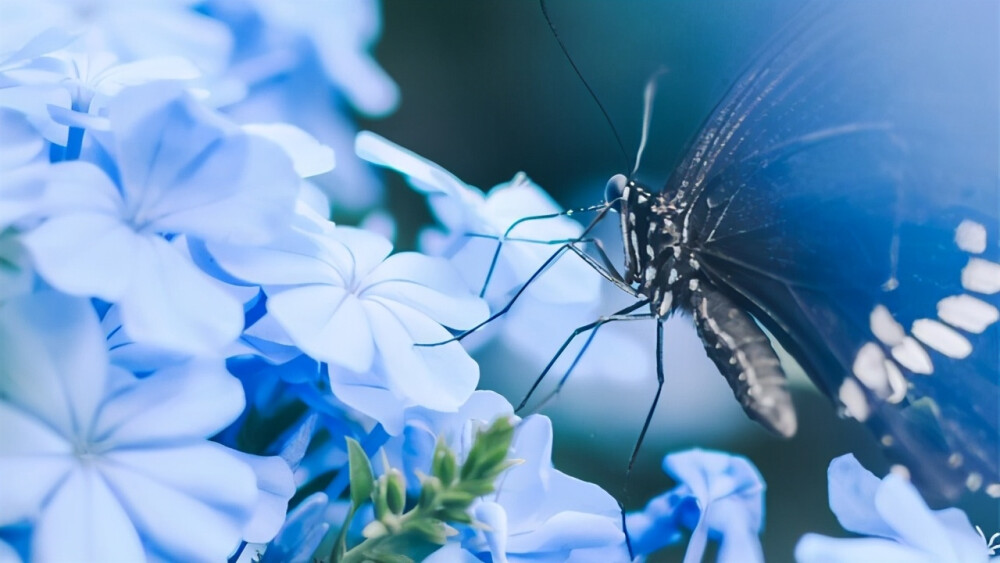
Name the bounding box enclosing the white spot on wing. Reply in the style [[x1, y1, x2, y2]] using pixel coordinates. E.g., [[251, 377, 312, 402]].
[[937, 294, 999, 333], [955, 220, 987, 254], [961, 258, 1000, 294], [852, 342, 890, 396], [891, 337, 934, 374], [839, 378, 870, 421], [871, 305, 905, 346], [911, 318, 972, 359], [966, 472, 983, 491], [883, 359, 907, 404], [986, 483, 1000, 498], [890, 465, 911, 480], [668, 268, 678, 284]]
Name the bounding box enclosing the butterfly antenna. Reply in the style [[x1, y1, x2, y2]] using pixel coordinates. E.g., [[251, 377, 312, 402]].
[[540, 0, 630, 172], [632, 68, 668, 177]]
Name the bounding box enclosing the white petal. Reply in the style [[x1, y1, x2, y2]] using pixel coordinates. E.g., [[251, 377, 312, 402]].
[[22, 213, 139, 301], [361, 252, 488, 329], [0, 292, 109, 436], [244, 123, 335, 178], [117, 236, 243, 353], [364, 299, 478, 411], [103, 443, 259, 513], [268, 285, 375, 372], [33, 466, 145, 563], [228, 452, 296, 543], [99, 462, 248, 563], [355, 131, 476, 200], [94, 360, 244, 446], [93, 56, 201, 96]]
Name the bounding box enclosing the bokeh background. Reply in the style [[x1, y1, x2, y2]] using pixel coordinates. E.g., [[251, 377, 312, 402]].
[[361, 1, 998, 560]]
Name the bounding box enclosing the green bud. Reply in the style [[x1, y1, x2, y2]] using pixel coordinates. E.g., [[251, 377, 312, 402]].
[[437, 489, 476, 509], [419, 475, 442, 510], [386, 469, 406, 516], [431, 442, 457, 486], [460, 417, 514, 481], [373, 476, 390, 523]]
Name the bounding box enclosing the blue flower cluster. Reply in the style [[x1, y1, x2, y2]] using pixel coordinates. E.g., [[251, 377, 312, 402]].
[[0, 2, 994, 562]]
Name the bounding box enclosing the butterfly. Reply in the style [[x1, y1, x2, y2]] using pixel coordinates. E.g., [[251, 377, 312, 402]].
[[528, 1, 998, 504]]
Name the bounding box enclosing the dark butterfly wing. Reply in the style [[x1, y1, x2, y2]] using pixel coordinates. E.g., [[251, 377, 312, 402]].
[[669, 2, 999, 502]]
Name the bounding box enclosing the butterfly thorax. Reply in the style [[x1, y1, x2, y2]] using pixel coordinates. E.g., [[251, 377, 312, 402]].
[[617, 179, 699, 319]]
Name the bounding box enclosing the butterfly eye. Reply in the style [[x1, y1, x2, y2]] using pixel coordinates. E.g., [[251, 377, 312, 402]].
[[605, 174, 627, 206]]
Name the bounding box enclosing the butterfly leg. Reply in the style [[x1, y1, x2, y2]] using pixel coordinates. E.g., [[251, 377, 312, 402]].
[[628, 319, 665, 475], [689, 280, 798, 437], [517, 299, 652, 412], [474, 203, 613, 297]]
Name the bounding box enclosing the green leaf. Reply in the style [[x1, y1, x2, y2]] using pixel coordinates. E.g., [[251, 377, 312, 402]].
[[346, 437, 375, 508]]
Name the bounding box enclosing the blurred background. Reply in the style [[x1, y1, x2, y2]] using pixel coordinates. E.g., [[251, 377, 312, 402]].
[[362, 1, 998, 560]]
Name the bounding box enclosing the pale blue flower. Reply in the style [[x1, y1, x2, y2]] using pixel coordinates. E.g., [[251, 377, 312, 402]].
[[208, 221, 488, 414], [0, 292, 294, 562], [201, 0, 396, 211], [383, 391, 629, 563], [0, 1, 233, 74], [0, 45, 200, 147], [356, 131, 600, 308], [626, 449, 765, 563], [256, 492, 330, 563], [236, 0, 398, 117], [472, 415, 629, 563], [795, 454, 993, 563], [20, 83, 299, 353]]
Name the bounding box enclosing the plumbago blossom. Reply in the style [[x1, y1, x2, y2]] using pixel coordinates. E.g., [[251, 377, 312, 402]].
[[626, 449, 766, 563], [382, 391, 631, 562], [0, 292, 294, 561], [796, 455, 997, 563], [356, 132, 653, 386]]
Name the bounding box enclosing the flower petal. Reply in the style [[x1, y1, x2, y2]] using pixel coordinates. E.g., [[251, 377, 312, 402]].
[[362, 252, 488, 329], [93, 360, 244, 446], [244, 123, 335, 178], [355, 131, 474, 200], [108, 85, 297, 245], [92, 56, 201, 97], [23, 213, 139, 301], [474, 501, 510, 563], [328, 363, 407, 435], [227, 452, 296, 543], [795, 534, 935, 563], [99, 462, 247, 563], [32, 466, 145, 563], [364, 298, 478, 411], [0, 292, 108, 435], [874, 475, 951, 555], [101, 443, 258, 516], [504, 511, 625, 556], [117, 236, 243, 353], [825, 454, 896, 539], [267, 285, 375, 373]]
